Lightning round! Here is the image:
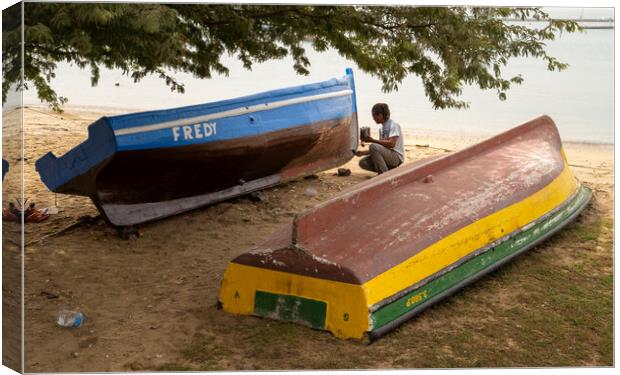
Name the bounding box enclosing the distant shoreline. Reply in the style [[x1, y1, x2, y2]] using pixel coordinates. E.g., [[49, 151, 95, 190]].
[[4, 103, 614, 147]]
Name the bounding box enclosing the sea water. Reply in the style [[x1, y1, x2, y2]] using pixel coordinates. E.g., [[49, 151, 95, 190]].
[[17, 12, 614, 144]]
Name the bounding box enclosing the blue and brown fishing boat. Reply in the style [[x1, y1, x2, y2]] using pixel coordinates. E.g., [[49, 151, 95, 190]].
[[218, 116, 591, 341], [36, 69, 359, 226]]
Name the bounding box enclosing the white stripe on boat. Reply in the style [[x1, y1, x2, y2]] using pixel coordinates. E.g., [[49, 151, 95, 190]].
[[114, 89, 353, 136]]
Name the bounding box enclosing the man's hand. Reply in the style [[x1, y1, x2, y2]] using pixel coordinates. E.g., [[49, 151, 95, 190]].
[[360, 135, 374, 143], [355, 150, 369, 157]]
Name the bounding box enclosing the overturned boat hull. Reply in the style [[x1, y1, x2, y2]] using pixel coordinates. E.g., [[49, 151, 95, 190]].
[[218, 116, 591, 340], [36, 69, 359, 226]]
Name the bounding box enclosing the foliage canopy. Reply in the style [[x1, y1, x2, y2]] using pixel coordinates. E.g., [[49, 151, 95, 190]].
[[2, 3, 580, 112]]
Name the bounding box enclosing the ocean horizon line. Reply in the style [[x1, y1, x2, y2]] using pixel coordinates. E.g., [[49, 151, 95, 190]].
[[7, 103, 614, 147]]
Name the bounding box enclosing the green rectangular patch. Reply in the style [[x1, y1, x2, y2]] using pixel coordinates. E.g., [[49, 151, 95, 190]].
[[253, 291, 327, 330]]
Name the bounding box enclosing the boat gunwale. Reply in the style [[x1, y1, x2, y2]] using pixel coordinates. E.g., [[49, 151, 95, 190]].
[[106, 75, 354, 132], [367, 184, 592, 339], [367, 182, 588, 314], [113, 89, 354, 136]]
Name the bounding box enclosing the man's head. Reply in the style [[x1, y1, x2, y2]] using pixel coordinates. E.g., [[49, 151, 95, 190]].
[[371, 103, 390, 124]]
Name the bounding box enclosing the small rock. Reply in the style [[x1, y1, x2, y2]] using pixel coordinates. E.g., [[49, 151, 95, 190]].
[[422, 175, 434, 183], [304, 188, 318, 197], [40, 290, 59, 299], [72, 352, 79, 358], [337, 168, 351, 177], [304, 174, 319, 180]]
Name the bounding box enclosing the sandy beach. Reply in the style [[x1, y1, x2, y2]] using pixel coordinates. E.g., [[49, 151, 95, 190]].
[[2, 106, 614, 371]]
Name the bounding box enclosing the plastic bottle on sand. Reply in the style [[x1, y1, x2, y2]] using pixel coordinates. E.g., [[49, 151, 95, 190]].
[[57, 310, 86, 328]]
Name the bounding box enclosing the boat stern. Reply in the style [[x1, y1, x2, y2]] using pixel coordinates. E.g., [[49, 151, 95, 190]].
[[218, 261, 371, 340], [35, 117, 116, 195]]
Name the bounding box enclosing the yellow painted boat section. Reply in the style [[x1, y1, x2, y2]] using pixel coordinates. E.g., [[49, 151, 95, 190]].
[[219, 156, 580, 339]]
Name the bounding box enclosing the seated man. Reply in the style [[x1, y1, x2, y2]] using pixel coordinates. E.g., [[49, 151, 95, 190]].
[[356, 103, 405, 174]]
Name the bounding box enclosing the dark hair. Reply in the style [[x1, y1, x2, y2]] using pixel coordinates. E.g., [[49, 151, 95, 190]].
[[371, 103, 390, 120]]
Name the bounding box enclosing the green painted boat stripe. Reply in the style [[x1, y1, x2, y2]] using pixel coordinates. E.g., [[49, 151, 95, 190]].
[[370, 185, 591, 332], [253, 290, 327, 330]]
